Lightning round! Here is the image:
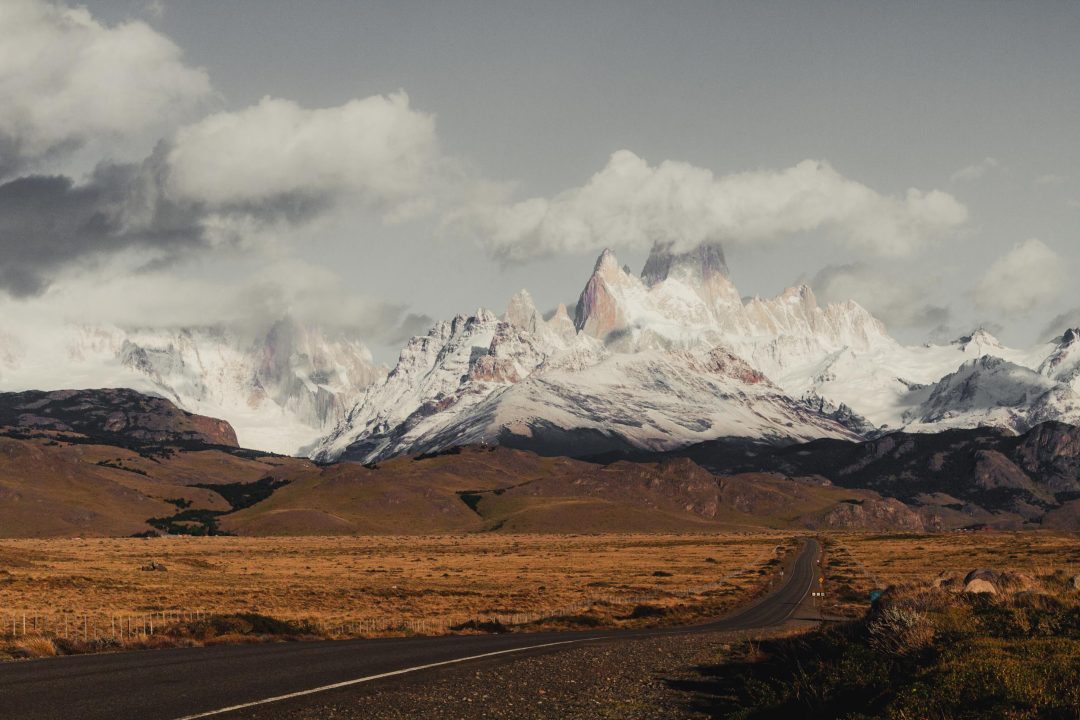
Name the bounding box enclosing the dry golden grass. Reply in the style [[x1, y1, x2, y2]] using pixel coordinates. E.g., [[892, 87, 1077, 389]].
[[0, 533, 789, 639], [10, 635, 56, 658], [819, 531, 1080, 616]]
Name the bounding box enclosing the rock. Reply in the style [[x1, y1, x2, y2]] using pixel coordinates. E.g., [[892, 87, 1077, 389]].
[[963, 578, 997, 595], [1070, 574, 1080, 591], [504, 290, 542, 333], [575, 249, 632, 340], [814, 498, 933, 532], [963, 568, 1000, 586], [140, 561, 167, 572]]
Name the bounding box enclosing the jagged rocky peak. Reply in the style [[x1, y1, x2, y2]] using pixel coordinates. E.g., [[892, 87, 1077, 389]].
[[504, 289, 542, 333], [952, 328, 1004, 352], [1038, 328, 1080, 383], [546, 303, 577, 342], [641, 240, 730, 287], [778, 284, 817, 306], [641, 240, 742, 310], [574, 248, 638, 338], [1057, 328, 1080, 347]]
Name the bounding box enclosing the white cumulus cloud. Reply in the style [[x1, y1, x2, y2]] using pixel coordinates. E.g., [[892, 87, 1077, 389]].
[[949, 157, 999, 184], [810, 263, 950, 330], [165, 93, 442, 221], [455, 150, 967, 261], [0, 0, 212, 176], [973, 238, 1066, 317]]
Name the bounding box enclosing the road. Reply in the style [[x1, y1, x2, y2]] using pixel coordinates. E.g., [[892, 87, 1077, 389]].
[[0, 539, 820, 720]]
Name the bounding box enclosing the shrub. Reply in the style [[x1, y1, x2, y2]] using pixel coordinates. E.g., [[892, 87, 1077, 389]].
[[627, 604, 668, 619], [167, 613, 311, 640], [12, 635, 56, 658], [866, 606, 935, 656]]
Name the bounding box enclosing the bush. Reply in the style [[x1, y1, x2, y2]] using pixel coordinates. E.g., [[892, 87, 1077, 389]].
[[11, 635, 56, 658], [866, 606, 934, 656], [449, 619, 507, 633], [627, 604, 668, 619], [168, 613, 311, 640]]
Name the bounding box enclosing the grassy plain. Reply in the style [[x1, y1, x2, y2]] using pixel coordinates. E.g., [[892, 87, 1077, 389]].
[[0, 533, 788, 641]]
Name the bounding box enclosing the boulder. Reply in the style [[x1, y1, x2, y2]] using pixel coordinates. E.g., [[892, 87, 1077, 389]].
[[1070, 574, 1080, 591], [140, 561, 167, 572], [963, 568, 1000, 586], [963, 578, 997, 595]]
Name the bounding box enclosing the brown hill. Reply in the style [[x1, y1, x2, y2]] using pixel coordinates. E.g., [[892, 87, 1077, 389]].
[[611, 421, 1080, 530], [0, 388, 945, 537], [0, 388, 238, 447], [0, 434, 317, 537], [221, 446, 894, 535]]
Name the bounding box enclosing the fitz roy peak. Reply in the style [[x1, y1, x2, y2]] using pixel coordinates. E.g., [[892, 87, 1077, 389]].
[[314, 242, 881, 463]]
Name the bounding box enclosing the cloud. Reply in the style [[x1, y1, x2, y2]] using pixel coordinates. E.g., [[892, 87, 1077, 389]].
[[1035, 173, 1069, 186], [144, 1, 165, 20], [972, 238, 1066, 317], [0, 256, 418, 344], [1040, 308, 1080, 340], [386, 312, 437, 345], [165, 93, 442, 222], [949, 157, 999, 184], [0, 153, 214, 296], [810, 263, 950, 330], [0, 0, 212, 176], [454, 150, 967, 262], [0, 89, 457, 297]]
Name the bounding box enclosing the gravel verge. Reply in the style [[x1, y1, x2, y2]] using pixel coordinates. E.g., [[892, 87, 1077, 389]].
[[232, 623, 809, 720]]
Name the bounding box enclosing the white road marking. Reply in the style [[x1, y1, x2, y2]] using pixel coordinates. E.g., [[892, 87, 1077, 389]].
[[172, 638, 591, 720]]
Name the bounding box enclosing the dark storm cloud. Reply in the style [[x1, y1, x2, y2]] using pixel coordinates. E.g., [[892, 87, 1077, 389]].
[[0, 146, 336, 298], [0, 154, 205, 296]]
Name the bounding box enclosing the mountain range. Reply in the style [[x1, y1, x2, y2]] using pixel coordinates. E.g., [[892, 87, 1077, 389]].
[[3, 387, 1076, 536], [312, 241, 1080, 463], [2, 241, 1079, 462]]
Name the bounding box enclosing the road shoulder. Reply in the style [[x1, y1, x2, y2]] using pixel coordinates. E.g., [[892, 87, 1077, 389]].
[[228, 621, 816, 720]]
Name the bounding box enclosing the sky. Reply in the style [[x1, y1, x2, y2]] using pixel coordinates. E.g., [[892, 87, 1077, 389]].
[[1, 0, 1078, 363]]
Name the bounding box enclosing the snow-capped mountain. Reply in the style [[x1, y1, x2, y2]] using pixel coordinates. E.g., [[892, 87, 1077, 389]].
[[5, 239, 1078, 461], [901, 356, 1080, 432], [313, 242, 884, 463], [313, 241, 1080, 464], [0, 318, 384, 454]]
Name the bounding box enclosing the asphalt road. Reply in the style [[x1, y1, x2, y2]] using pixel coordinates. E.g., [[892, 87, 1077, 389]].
[[0, 539, 820, 720]]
